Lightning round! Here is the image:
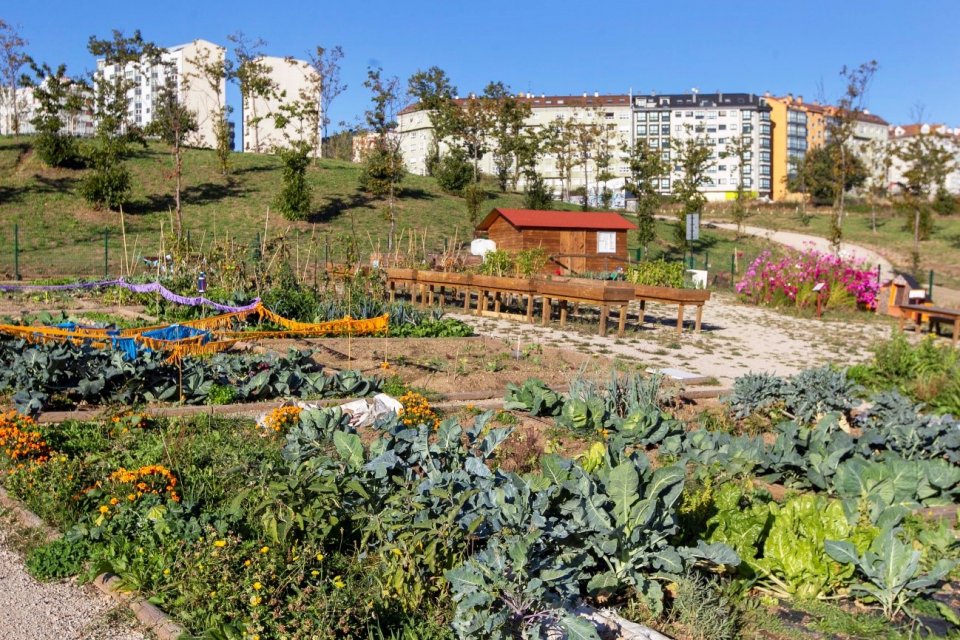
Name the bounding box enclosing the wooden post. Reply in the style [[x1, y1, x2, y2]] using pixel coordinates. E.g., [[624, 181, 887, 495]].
[[676, 304, 685, 334], [599, 305, 609, 337], [695, 304, 704, 333], [463, 288, 471, 312], [493, 292, 502, 314], [618, 304, 627, 337], [526, 295, 534, 323], [542, 297, 551, 325], [637, 299, 646, 327], [559, 300, 568, 327]]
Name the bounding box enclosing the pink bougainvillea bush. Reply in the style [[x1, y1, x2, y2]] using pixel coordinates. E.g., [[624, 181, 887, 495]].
[[736, 246, 880, 313]]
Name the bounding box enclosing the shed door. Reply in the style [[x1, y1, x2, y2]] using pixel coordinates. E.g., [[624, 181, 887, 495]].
[[560, 232, 587, 274]]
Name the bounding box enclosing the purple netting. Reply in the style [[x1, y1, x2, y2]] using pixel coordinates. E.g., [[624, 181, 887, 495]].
[[0, 279, 259, 313]]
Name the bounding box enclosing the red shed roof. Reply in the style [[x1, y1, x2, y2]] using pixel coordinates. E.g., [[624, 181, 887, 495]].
[[476, 208, 637, 231]]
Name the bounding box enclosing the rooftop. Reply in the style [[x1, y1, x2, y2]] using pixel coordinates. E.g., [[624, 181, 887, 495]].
[[477, 208, 637, 231]]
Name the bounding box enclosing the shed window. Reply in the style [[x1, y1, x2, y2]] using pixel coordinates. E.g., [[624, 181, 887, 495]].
[[597, 232, 616, 254]]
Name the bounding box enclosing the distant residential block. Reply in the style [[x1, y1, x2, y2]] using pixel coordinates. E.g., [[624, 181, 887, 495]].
[[242, 56, 319, 153]]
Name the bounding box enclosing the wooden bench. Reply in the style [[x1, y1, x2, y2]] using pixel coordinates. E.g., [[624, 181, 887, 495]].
[[633, 285, 712, 334], [899, 303, 960, 346]]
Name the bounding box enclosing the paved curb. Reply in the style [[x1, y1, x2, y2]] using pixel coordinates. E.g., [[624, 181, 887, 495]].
[[0, 486, 186, 639]]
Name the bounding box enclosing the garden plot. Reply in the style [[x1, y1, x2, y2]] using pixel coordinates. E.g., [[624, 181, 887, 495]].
[[265, 335, 609, 397]]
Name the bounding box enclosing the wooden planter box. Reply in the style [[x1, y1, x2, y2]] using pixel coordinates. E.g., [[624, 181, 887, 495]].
[[418, 271, 472, 287], [385, 268, 417, 282], [536, 280, 634, 303], [634, 284, 711, 304], [471, 275, 536, 293]]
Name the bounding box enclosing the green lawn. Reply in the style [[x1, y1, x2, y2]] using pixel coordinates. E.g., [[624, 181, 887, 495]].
[[0, 135, 780, 282]]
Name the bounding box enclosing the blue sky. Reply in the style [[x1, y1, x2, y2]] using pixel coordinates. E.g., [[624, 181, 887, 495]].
[[5, 0, 959, 131]]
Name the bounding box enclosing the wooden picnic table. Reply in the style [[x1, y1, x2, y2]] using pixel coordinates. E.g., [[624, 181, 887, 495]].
[[899, 304, 960, 346]]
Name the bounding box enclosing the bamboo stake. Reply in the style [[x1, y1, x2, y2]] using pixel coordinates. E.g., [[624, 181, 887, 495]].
[[119, 204, 129, 278]]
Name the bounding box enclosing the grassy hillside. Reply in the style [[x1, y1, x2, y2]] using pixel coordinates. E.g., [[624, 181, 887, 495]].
[[0, 135, 777, 281], [0, 137, 545, 277]]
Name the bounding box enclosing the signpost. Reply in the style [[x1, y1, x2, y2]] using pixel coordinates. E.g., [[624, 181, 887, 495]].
[[685, 213, 700, 269]]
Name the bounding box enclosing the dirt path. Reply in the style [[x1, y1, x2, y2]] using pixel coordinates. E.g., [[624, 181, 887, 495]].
[[453, 291, 896, 386], [0, 515, 146, 640]]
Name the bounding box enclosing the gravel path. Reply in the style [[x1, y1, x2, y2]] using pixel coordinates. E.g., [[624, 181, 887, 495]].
[[453, 291, 895, 385], [0, 517, 146, 640]]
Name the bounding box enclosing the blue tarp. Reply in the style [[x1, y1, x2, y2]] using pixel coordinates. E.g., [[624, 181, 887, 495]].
[[141, 324, 211, 344], [111, 337, 139, 361]]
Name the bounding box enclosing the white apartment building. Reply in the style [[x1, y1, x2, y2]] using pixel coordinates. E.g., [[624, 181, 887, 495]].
[[399, 93, 634, 205], [631, 92, 773, 201], [396, 91, 773, 204], [242, 56, 319, 153], [888, 123, 960, 195], [96, 39, 226, 149], [0, 82, 95, 137]]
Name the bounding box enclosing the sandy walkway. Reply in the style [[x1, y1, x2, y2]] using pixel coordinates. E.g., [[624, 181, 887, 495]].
[[0, 517, 146, 640], [453, 291, 895, 386]]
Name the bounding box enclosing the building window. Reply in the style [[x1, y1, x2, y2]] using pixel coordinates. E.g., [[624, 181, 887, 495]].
[[742, 111, 752, 120], [647, 112, 658, 121], [660, 178, 670, 190], [597, 232, 617, 254], [760, 178, 771, 189], [637, 124, 646, 135], [718, 124, 726, 130], [760, 151, 771, 162], [661, 124, 670, 135], [743, 177, 753, 187], [661, 150, 670, 161], [742, 123, 753, 134], [660, 111, 670, 121]]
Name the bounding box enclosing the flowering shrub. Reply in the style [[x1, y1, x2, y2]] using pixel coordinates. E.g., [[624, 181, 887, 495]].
[[262, 405, 302, 433], [97, 464, 180, 517], [109, 410, 153, 433], [0, 411, 50, 464], [736, 247, 879, 312], [398, 391, 439, 429]]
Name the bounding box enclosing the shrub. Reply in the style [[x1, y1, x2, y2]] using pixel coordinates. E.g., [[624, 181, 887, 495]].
[[275, 143, 313, 220], [79, 162, 131, 210], [736, 247, 879, 312], [433, 149, 473, 194], [522, 171, 553, 210], [26, 537, 90, 580]]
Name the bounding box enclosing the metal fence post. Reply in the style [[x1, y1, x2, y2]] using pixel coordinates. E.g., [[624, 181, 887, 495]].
[[731, 252, 736, 277], [104, 229, 109, 278], [14, 223, 20, 281], [704, 251, 709, 270], [929, 270, 934, 302]]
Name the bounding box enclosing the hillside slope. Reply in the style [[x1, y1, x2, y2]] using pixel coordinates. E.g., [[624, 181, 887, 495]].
[[0, 137, 535, 277]]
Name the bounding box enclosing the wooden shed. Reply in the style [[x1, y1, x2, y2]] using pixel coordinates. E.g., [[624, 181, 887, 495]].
[[475, 208, 637, 275]]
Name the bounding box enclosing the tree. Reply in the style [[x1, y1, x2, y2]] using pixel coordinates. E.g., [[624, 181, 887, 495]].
[[484, 81, 531, 192], [148, 63, 198, 237], [721, 134, 754, 239], [448, 92, 495, 184], [21, 60, 86, 167], [360, 67, 405, 250], [304, 45, 345, 160], [572, 111, 603, 210], [793, 141, 867, 207], [542, 116, 577, 202], [895, 132, 956, 271], [184, 43, 231, 175], [863, 138, 892, 232], [826, 60, 878, 247], [593, 123, 616, 209], [0, 20, 28, 135], [671, 126, 714, 247], [82, 30, 161, 210], [228, 32, 276, 153], [433, 146, 473, 193], [271, 97, 321, 220], [623, 138, 668, 255], [407, 66, 457, 174], [522, 170, 553, 210]]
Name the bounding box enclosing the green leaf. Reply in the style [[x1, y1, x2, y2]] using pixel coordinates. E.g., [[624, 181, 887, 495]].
[[607, 461, 639, 529], [824, 539, 860, 565], [333, 431, 364, 470], [560, 614, 602, 640]]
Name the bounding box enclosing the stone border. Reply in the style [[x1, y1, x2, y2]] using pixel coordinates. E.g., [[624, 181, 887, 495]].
[[0, 486, 186, 640]]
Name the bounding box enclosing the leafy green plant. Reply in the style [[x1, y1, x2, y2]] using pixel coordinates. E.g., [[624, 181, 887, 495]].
[[503, 379, 564, 417], [206, 384, 238, 406], [825, 526, 956, 622], [26, 537, 91, 580], [626, 259, 686, 288]]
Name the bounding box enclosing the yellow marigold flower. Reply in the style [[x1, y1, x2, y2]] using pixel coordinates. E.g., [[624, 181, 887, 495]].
[[252, 582, 262, 590], [109, 497, 119, 506], [332, 576, 346, 589], [99, 505, 109, 514], [210, 591, 217, 598], [163, 568, 170, 576], [249, 595, 262, 606], [213, 540, 226, 548], [259, 546, 269, 554], [315, 552, 324, 562], [311, 570, 319, 577], [243, 559, 252, 567], [127, 493, 136, 501], [390, 548, 402, 557]]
